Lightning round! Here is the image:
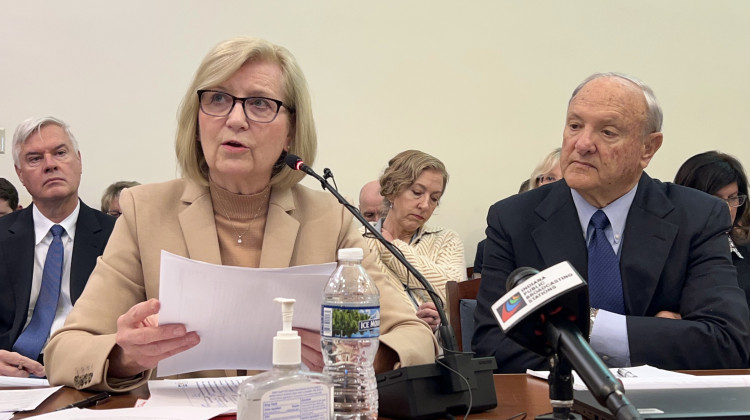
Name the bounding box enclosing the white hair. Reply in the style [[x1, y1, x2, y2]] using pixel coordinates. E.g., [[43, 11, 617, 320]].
[[12, 116, 79, 166], [569, 72, 663, 135]]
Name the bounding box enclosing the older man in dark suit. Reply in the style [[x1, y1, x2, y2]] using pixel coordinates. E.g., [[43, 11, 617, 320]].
[[473, 73, 750, 373], [0, 117, 115, 377]]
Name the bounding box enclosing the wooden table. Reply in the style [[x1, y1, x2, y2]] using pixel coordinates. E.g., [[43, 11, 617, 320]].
[[11, 385, 149, 419], [10, 374, 551, 419], [10, 370, 749, 419]]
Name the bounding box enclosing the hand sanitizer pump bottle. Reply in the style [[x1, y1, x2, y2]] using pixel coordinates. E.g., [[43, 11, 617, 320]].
[[238, 298, 333, 420]]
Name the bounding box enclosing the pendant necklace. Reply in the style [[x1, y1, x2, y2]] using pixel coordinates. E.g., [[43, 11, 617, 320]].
[[215, 188, 269, 245]]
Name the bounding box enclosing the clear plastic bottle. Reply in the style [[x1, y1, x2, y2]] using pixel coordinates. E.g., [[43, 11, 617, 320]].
[[238, 298, 333, 420], [321, 248, 380, 420]]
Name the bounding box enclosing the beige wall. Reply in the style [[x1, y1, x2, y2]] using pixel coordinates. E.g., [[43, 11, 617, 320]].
[[1, 1, 749, 267]]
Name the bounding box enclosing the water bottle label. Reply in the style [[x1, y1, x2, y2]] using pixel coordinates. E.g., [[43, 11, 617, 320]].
[[321, 306, 380, 338]]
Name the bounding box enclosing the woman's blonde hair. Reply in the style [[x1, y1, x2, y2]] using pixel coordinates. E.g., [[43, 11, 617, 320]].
[[380, 150, 448, 208], [175, 37, 316, 189], [528, 147, 562, 190]]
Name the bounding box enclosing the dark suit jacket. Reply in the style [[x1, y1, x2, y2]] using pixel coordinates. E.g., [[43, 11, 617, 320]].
[[735, 241, 750, 318], [0, 200, 115, 353], [473, 238, 486, 275], [472, 173, 750, 372]]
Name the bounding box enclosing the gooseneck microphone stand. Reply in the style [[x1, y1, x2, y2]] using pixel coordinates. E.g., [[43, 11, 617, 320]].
[[284, 154, 458, 351], [285, 154, 498, 419]]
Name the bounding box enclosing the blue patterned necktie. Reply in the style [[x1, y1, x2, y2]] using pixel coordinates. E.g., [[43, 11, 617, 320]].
[[13, 224, 65, 360], [587, 210, 625, 314]]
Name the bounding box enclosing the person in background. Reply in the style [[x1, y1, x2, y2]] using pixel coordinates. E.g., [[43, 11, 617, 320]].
[[475, 148, 563, 278], [472, 239, 485, 280], [741, 210, 750, 234], [0, 117, 115, 377], [361, 150, 465, 332], [674, 151, 749, 312], [517, 179, 531, 194], [359, 180, 386, 223], [0, 178, 22, 217], [45, 37, 437, 392], [528, 147, 562, 189], [473, 72, 750, 373], [101, 181, 141, 218]]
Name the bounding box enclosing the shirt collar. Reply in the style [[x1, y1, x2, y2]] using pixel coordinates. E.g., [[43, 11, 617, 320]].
[[571, 184, 638, 240], [32, 201, 80, 245]]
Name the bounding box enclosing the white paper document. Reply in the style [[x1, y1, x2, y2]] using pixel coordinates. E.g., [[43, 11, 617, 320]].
[[527, 365, 750, 391], [0, 376, 50, 387], [157, 251, 335, 376], [141, 376, 250, 413], [16, 406, 229, 419], [0, 386, 61, 412]]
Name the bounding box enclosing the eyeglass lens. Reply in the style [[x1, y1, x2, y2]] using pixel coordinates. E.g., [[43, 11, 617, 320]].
[[727, 195, 747, 207], [537, 175, 558, 185], [199, 91, 281, 123]]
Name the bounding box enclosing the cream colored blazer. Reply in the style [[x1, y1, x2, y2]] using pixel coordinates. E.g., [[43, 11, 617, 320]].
[[45, 179, 437, 391]]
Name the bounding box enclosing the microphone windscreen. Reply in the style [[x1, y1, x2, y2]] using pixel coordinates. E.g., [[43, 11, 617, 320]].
[[506, 266, 539, 291], [284, 153, 303, 170]]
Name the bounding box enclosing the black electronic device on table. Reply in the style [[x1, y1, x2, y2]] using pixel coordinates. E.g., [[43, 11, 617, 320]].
[[285, 154, 498, 419]]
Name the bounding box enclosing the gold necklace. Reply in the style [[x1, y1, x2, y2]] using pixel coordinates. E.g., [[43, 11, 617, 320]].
[[214, 188, 270, 245]]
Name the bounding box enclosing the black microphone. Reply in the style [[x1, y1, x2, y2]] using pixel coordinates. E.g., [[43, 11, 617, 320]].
[[285, 153, 498, 419], [495, 262, 641, 420], [285, 154, 315, 176]]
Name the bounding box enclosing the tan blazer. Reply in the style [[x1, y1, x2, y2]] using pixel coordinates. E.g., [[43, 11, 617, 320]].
[[45, 179, 437, 391]]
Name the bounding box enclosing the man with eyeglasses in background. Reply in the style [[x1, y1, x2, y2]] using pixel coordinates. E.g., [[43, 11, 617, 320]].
[[0, 117, 115, 377]]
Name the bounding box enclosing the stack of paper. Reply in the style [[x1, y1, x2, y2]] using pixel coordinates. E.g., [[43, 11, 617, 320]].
[[0, 377, 50, 387], [157, 252, 335, 376], [141, 376, 250, 412], [14, 406, 229, 419], [0, 386, 61, 416]]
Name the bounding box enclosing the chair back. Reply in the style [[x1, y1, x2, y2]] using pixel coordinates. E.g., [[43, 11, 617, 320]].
[[445, 278, 482, 352]]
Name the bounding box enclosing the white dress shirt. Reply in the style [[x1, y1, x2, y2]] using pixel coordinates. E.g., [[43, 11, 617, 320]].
[[21, 202, 80, 349], [571, 185, 637, 367]]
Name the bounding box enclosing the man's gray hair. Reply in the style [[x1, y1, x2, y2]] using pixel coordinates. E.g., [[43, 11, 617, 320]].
[[12, 116, 79, 167], [569, 72, 663, 135]]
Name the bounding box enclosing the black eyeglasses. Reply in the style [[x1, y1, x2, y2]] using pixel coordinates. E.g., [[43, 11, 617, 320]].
[[536, 175, 558, 186], [197, 90, 294, 123]]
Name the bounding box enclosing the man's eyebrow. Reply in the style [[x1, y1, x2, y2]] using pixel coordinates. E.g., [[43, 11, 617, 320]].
[[23, 143, 70, 156], [565, 111, 581, 120]]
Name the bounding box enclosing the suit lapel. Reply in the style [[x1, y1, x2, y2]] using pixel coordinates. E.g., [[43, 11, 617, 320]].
[[178, 181, 222, 265], [70, 201, 107, 303], [259, 187, 300, 268], [620, 174, 677, 316], [531, 182, 589, 275], [4, 208, 36, 338]]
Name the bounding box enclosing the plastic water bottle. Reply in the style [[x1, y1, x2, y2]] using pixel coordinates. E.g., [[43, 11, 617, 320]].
[[321, 248, 380, 420]]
